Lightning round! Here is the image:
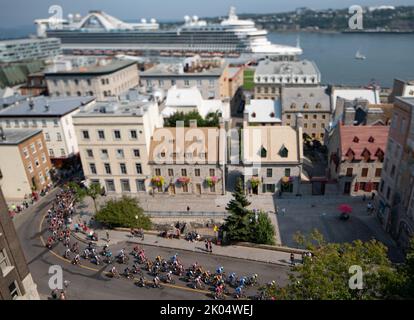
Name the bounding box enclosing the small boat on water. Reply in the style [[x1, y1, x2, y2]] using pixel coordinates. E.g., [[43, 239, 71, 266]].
[[355, 50, 366, 60]]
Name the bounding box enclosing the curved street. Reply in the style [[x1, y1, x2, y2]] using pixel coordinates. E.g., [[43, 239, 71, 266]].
[[12, 190, 290, 300]]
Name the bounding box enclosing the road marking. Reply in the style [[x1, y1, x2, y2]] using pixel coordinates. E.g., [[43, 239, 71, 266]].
[[39, 213, 214, 296]]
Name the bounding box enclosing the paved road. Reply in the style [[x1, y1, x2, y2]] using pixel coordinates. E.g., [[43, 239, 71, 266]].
[[13, 190, 290, 300]]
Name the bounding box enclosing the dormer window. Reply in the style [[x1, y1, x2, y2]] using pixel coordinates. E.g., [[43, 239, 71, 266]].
[[290, 103, 296, 109], [279, 145, 288, 158], [303, 103, 309, 109], [361, 148, 371, 162], [270, 112, 275, 118], [368, 136, 375, 143], [316, 103, 321, 109], [251, 112, 256, 118], [353, 136, 359, 143], [375, 148, 384, 162], [260, 146, 267, 158], [346, 148, 355, 161]]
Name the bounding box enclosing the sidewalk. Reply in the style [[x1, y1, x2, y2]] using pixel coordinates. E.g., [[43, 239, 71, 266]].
[[70, 213, 300, 267]]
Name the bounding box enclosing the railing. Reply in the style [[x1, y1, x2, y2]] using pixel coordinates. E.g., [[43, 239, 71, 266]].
[[146, 211, 228, 217]]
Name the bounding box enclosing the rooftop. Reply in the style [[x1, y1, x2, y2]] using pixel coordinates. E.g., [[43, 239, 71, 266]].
[[255, 59, 320, 76], [332, 87, 381, 110], [73, 97, 155, 118], [243, 125, 301, 163], [0, 96, 94, 117], [282, 87, 331, 111], [44, 59, 137, 76], [245, 99, 282, 123], [141, 62, 225, 77], [395, 96, 414, 106], [339, 124, 389, 161], [0, 128, 42, 145]]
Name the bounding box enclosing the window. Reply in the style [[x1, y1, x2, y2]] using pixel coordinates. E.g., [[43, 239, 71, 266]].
[[86, 149, 94, 158], [49, 149, 54, 157], [184, 80, 190, 87], [0, 249, 12, 275], [267, 168, 272, 177], [130, 130, 138, 140], [279, 146, 288, 158], [101, 149, 109, 159], [9, 281, 21, 300], [135, 163, 142, 174], [56, 133, 62, 141], [136, 179, 146, 192], [89, 163, 97, 174], [183, 184, 189, 192], [120, 163, 127, 174], [5, 120, 11, 128], [60, 149, 65, 157], [346, 168, 353, 177], [375, 168, 382, 177], [121, 179, 131, 192], [30, 143, 36, 154], [105, 180, 116, 192], [22, 147, 29, 158], [97, 130, 105, 140], [23, 120, 29, 128], [168, 169, 174, 177], [37, 140, 43, 150], [209, 169, 215, 176], [41, 153, 47, 163], [114, 130, 121, 140], [285, 168, 291, 177], [313, 115, 317, 120], [361, 168, 368, 177], [82, 130, 90, 140], [195, 169, 200, 177], [133, 149, 140, 158], [27, 163, 33, 173], [155, 168, 161, 176], [116, 149, 125, 159], [42, 120, 47, 127], [53, 119, 59, 127], [104, 163, 111, 174], [181, 169, 187, 176]]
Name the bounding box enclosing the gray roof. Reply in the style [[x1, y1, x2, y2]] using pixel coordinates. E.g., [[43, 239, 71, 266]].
[[256, 59, 320, 76], [0, 96, 95, 118], [282, 87, 331, 112], [0, 128, 42, 145], [74, 98, 153, 118], [44, 60, 137, 77], [396, 96, 414, 106]]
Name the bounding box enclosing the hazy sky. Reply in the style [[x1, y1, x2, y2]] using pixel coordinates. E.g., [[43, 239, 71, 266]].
[[1, 0, 414, 28]]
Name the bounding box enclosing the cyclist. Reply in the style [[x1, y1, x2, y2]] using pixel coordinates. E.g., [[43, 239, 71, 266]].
[[216, 266, 224, 275]]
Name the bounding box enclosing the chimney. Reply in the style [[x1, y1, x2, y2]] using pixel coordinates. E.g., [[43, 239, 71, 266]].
[[0, 126, 5, 141], [189, 119, 197, 128]]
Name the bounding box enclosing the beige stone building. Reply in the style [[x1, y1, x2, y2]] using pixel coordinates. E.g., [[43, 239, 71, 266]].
[[148, 122, 226, 196], [45, 60, 139, 101], [0, 128, 52, 201], [242, 115, 304, 195], [327, 124, 389, 196], [254, 59, 321, 100], [281, 86, 331, 141], [139, 58, 232, 100], [73, 97, 163, 194]]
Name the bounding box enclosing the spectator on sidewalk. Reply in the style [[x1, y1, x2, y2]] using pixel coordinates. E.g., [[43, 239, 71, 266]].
[[208, 240, 213, 253], [106, 231, 110, 243], [205, 239, 209, 252]]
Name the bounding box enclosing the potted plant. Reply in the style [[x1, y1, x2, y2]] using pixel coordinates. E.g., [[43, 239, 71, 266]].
[[177, 177, 191, 185], [206, 176, 219, 187], [250, 176, 261, 189], [151, 176, 165, 188]]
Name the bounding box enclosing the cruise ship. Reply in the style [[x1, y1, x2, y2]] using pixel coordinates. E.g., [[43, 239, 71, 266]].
[[35, 7, 302, 61]]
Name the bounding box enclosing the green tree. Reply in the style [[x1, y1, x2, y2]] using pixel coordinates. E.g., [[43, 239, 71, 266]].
[[164, 110, 220, 127], [223, 178, 252, 242], [252, 211, 275, 245], [95, 196, 152, 229], [263, 230, 405, 300], [68, 182, 102, 215]]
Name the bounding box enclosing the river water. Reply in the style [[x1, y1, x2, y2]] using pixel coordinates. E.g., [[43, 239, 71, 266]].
[[268, 32, 414, 88]]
